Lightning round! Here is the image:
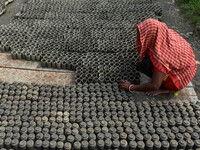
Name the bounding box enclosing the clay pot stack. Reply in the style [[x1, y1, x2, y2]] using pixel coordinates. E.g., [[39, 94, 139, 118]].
[[0, 0, 162, 83], [0, 81, 200, 149]]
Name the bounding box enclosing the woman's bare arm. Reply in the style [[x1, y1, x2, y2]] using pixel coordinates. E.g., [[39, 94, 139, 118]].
[[120, 71, 166, 92]]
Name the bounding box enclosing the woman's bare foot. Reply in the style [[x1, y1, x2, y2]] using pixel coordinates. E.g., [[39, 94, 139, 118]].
[[145, 89, 170, 96]]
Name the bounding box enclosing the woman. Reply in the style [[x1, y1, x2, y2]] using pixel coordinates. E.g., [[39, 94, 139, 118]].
[[120, 19, 197, 96]]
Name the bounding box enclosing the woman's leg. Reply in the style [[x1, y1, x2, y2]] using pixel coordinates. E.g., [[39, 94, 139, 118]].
[[138, 54, 153, 78], [145, 89, 170, 96]]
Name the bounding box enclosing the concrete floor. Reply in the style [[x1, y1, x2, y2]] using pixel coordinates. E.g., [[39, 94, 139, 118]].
[[0, 0, 198, 103], [0, 0, 27, 25], [0, 53, 75, 86]]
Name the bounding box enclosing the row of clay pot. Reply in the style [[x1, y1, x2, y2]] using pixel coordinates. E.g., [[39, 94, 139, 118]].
[[18, 4, 161, 19], [21, 3, 159, 13], [75, 70, 140, 84], [28, 0, 152, 5]]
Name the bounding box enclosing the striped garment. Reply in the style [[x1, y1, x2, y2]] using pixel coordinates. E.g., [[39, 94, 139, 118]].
[[137, 19, 197, 90]]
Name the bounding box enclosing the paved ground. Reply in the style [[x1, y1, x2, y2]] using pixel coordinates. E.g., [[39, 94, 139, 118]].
[[0, 0, 27, 25], [0, 53, 74, 85], [154, 0, 200, 99]]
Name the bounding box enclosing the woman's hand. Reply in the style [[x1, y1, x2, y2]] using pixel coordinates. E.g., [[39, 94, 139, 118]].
[[120, 80, 132, 90]]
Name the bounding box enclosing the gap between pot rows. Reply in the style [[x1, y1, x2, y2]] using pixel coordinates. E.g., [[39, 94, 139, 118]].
[[0, 53, 75, 86]]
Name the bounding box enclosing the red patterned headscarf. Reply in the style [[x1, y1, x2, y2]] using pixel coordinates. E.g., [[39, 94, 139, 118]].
[[137, 19, 197, 90]]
